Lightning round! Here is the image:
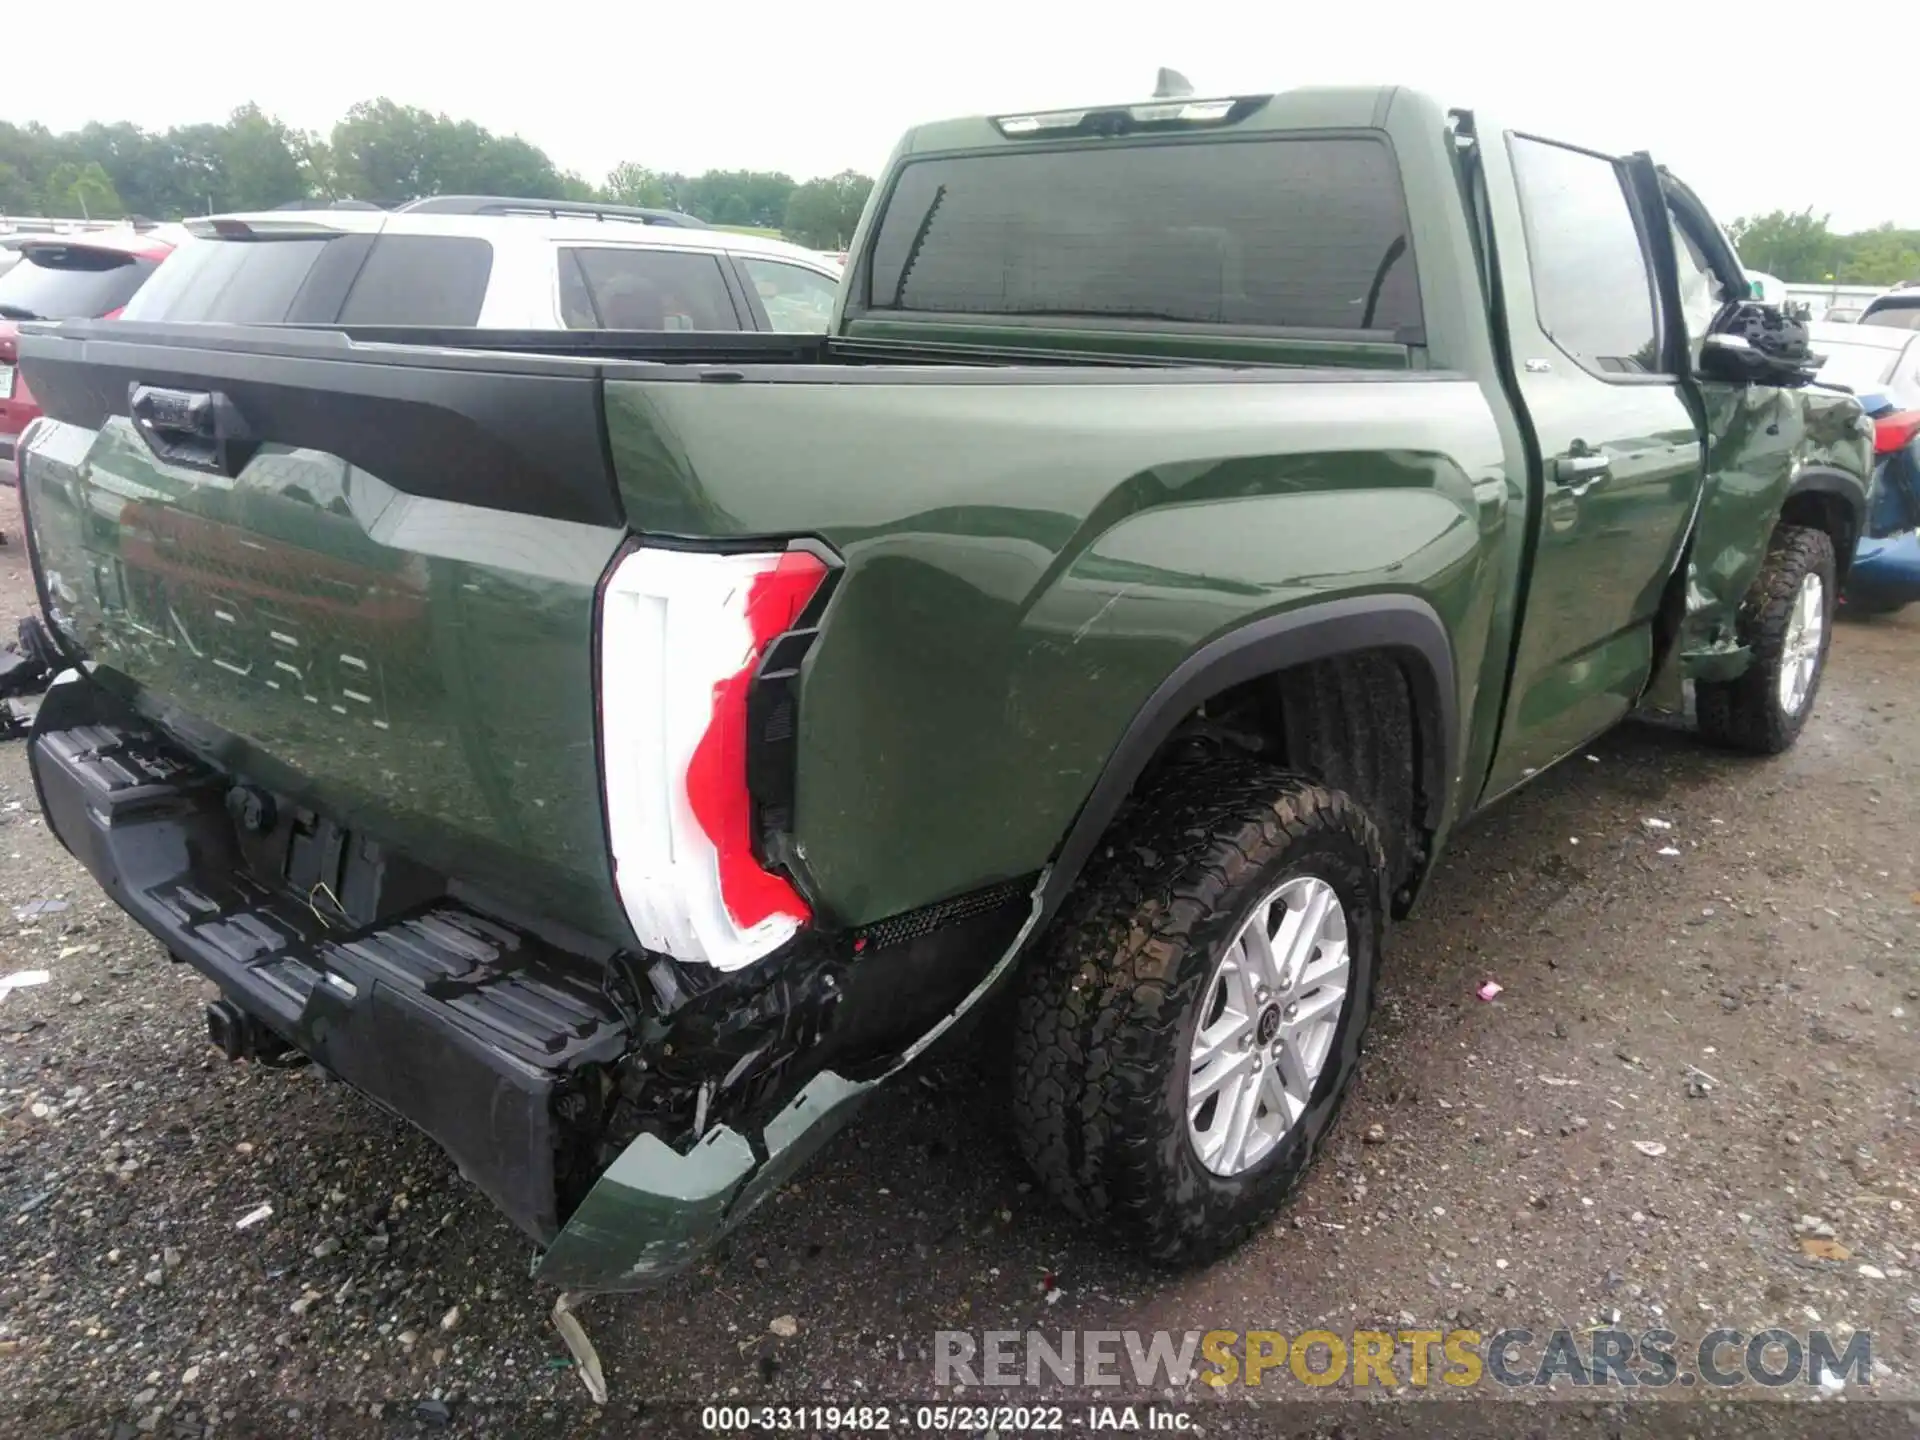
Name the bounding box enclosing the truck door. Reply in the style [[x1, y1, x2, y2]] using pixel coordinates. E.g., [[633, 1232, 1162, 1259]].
[[1479, 133, 1704, 800]]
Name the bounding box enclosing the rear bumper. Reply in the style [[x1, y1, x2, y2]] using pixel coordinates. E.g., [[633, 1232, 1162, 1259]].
[[29, 671, 1042, 1289], [27, 674, 631, 1247]]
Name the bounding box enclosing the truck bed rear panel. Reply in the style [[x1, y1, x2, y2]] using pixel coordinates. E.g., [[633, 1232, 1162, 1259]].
[[21, 337, 632, 943]]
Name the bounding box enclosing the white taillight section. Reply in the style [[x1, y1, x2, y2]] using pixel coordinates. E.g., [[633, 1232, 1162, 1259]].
[[598, 545, 826, 972]]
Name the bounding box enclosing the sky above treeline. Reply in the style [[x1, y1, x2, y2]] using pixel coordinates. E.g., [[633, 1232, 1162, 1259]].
[[6, 0, 1910, 232]]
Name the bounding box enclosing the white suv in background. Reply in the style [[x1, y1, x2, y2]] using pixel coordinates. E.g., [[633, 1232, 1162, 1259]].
[[119, 196, 845, 334]]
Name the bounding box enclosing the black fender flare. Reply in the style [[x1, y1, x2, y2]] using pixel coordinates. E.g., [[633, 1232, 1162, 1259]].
[[1785, 464, 1868, 577], [1035, 594, 1457, 926]]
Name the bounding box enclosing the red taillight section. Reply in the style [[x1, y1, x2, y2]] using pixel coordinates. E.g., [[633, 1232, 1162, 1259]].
[[1873, 410, 1920, 455], [598, 545, 831, 971], [683, 551, 827, 932]]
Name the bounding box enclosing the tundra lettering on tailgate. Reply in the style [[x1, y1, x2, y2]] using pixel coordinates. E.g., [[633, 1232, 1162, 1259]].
[[80, 499, 406, 731]]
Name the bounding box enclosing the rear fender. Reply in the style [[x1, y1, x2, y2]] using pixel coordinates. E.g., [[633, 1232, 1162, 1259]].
[[1034, 594, 1458, 931]]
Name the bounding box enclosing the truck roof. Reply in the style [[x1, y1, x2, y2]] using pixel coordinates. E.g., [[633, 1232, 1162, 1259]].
[[898, 86, 1421, 157]]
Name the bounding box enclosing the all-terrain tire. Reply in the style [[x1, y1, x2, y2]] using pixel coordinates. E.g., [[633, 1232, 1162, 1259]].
[[1696, 524, 1836, 755], [1010, 759, 1387, 1265]]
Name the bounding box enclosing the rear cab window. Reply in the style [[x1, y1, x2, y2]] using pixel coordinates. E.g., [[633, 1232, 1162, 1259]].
[[0, 244, 158, 320], [122, 226, 493, 326], [859, 134, 1422, 336]]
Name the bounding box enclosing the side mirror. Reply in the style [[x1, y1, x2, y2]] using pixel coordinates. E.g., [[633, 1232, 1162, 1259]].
[[1700, 303, 1822, 388]]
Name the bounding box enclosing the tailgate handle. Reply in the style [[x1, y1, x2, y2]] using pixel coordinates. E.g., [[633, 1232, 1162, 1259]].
[[128, 384, 260, 479]]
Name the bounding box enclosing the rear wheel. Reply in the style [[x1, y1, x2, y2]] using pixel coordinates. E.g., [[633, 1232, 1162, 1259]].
[[1696, 524, 1835, 755], [1010, 760, 1385, 1264]]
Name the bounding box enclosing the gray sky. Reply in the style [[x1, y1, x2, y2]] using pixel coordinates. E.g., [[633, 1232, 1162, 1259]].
[[8, 0, 1911, 233]]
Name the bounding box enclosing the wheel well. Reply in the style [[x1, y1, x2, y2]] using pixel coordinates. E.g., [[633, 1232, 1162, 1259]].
[[1141, 649, 1432, 910], [1780, 487, 1859, 585], [1033, 599, 1456, 933]]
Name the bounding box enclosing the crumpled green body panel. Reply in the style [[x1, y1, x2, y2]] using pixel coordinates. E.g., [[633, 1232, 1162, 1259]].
[[606, 373, 1514, 926], [1681, 381, 1873, 670]]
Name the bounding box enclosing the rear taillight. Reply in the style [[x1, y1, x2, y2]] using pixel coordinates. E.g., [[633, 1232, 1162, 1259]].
[[598, 544, 830, 971], [1874, 410, 1920, 455]]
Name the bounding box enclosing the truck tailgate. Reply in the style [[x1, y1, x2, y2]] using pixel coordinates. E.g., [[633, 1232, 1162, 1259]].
[[17, 324, 633, 942]]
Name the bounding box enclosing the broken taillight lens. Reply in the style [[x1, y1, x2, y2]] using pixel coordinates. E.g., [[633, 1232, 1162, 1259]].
[[597, 544, 829, 971]]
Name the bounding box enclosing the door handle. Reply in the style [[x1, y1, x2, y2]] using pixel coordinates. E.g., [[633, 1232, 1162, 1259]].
[[128, 383, 259, 479], [1553, 452, 1611, 491]]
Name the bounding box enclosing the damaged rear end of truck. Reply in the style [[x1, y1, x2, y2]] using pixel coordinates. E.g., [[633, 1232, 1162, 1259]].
[[13, 326, 1065, 1288], [14, 313, 1497, 1288], [14, 84, 1522, 1286]]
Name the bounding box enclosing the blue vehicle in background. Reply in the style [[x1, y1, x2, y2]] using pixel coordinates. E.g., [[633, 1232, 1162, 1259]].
[[1805, 323, 1920, 616], [1849, 530, 1920, 616]]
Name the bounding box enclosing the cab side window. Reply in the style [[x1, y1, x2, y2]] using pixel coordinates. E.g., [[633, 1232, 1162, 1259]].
[[1509, 136, 1662, 377]]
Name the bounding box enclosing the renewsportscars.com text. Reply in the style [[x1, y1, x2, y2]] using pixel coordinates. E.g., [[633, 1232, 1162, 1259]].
[[933, 1327, 1874, 1390]]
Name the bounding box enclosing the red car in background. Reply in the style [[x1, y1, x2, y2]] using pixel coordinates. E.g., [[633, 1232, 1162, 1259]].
[[1, 230, 173, 469]]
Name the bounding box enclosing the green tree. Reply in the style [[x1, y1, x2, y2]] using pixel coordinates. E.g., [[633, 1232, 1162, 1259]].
[[44, 160, 123, 219], [159, 123, 232, 216], [71, 121, 165, 215], [0, 159, 34, 214], [1835, 225, 1920, 287], [676, 169, 794, 229], [328, 99, 570, 205], [1726, 209, 1842, 283], [328, 100, 434, 202], [299, 137, 341, 202], [603, 161, 676, 209], [782, 170, 872, 249], [219, 104, 309, 210]]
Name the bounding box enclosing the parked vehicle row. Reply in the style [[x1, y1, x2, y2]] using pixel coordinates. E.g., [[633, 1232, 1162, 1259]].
[[1861, 282, 1920, 331], [1, 229, 176, 464], [3, 198, 844, 468], [12, 83, 1888, 1289], [128, 197, 843, 335], [1807, 320, 1920, 613]]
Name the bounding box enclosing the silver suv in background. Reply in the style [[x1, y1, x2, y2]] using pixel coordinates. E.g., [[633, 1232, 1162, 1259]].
[[121, 196, 845, 334], [1861, 282, 1920, 333]]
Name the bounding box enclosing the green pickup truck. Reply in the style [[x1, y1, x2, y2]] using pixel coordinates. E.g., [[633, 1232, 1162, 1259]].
[[12, 87, 1901, 1289]]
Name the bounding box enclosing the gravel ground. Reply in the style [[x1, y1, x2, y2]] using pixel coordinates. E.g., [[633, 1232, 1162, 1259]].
[[2, 479, 1917, 1436]]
